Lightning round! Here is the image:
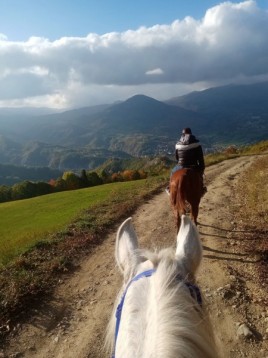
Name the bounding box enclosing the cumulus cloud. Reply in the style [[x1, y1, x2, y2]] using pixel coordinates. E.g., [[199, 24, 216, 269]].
[[0, 0, 268, 108]]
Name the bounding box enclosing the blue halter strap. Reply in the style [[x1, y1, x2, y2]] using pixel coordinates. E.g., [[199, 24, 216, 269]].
[[112, 268, 156, 358], [112, 269, 202, 358]]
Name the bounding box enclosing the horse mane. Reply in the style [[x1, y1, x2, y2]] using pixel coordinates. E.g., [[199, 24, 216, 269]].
[[105, 247, 218, 358]]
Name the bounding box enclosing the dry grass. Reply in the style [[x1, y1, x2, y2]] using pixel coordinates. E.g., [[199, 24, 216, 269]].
[[205, 140, 268, 167], [234, 155, 268, 285]]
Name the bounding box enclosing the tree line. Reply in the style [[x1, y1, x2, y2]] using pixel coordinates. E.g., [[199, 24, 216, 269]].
[[0, 169, 147, 203]]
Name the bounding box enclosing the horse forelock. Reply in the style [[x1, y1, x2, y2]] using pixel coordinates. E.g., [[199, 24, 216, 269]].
[[105, 248, 218, 358]]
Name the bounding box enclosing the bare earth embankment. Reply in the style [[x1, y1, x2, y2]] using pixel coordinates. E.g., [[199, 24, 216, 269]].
[[2, 156, 268, 358]]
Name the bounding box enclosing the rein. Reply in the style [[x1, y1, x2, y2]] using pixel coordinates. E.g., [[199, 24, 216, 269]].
[[112, 269, 202, 358]]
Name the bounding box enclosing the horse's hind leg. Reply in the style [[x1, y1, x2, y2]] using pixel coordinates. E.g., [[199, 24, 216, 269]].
[[190, 203, 199, 225], [176, 214, 181, 232]]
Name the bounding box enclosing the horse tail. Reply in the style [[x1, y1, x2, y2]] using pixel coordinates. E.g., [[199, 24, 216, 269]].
[[171, 171, 187, 214], [178, 173, 187, 214]]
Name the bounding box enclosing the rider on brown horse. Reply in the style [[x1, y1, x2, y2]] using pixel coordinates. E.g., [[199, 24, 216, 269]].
[[167, 128, 207, 195]]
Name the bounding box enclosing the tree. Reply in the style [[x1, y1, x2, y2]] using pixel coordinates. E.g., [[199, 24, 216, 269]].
[[121, 170, 133, 181], [62, 171, 82, 190], [111, 172, 123, 182], [131, 170, 141, 180], [11, 181, 37, 200], [35, 182, 53, 196], [80, 169, 89, 187], [54, 178, 67, 192], [99, 169, 110, 183], [138, 170, 147, 179], [48, 178, 57, 187], [0, 185, 12, 203], [122, 170, 141, 181], [87, 172, 103, 186]]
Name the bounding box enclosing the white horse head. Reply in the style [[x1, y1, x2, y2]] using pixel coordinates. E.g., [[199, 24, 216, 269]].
[[106, 215, 218, 358]]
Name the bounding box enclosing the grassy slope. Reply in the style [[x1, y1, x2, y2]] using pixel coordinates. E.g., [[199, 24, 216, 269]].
[[0, 178, 166, 265], [0, 183, 118, 264], [0, 175, 167, 336]]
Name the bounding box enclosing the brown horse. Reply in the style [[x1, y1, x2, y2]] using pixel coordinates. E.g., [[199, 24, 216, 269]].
[[169, 168, 203, 231]]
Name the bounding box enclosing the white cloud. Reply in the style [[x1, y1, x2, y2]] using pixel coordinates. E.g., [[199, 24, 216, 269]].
[[0, 0, 268, 108], [146, 68, 164, 76]]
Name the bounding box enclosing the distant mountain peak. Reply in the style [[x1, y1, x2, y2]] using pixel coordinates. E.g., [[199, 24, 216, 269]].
[[114, 94, 170, 113], [124, 94, 162, 104], [127, 94, 153, 99]]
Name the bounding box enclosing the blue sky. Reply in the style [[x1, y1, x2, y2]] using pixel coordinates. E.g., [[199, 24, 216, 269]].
[[1, 0, 267, 40], [0, 0, 268, 108]]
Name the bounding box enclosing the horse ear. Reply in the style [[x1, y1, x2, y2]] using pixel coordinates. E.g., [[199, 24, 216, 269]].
[[175, 215, 202, 275], [115, 217, 139, 274]]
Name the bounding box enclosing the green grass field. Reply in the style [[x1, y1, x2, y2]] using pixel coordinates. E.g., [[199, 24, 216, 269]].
[[1, 140, 267, 266], [0, 178, 165, 265]]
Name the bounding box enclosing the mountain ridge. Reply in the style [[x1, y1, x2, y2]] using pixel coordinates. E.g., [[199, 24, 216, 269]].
[[0, 81, 267, 170]]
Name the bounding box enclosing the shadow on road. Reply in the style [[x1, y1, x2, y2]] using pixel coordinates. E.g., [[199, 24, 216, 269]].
[[199, 223, 266, 241], [202, 244, 261, 264], [202, 245, 247, 256], [203, 253, 260, 264], [199, 223, 255, 234]]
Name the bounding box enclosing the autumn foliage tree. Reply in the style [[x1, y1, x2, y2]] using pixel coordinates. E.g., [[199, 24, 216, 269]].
[[138, 170, 147, 179], [0, 166, 147, 203], [111, 169, 147, 182], [111, 172, 123, 182], [54, 178, 67, 192], [62, 171, 82, 190]]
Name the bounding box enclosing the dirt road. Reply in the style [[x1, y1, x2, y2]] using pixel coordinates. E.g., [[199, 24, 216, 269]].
[[4, 156, 268, 357]]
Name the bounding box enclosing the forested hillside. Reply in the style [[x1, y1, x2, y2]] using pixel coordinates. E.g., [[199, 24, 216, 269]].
[[0, 82, 268, 171]]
